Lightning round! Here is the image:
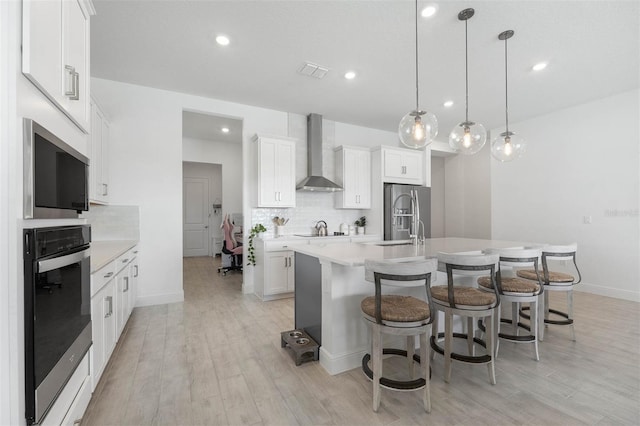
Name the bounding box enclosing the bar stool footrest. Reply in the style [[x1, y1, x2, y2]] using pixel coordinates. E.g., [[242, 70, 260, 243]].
[[520, 306, 573, 325], [430, 333, 491, 364], [361, 349, 429, 390]]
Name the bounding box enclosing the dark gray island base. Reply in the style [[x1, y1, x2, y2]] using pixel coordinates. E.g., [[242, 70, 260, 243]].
[[294, 252, 322, 345]]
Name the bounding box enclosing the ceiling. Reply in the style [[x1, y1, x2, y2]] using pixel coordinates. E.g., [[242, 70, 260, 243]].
[[182, 110, 242, 143], [91, 0, 639, 142]]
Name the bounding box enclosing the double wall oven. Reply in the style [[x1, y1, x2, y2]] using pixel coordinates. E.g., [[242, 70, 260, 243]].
[[23, 225, 91, 425]]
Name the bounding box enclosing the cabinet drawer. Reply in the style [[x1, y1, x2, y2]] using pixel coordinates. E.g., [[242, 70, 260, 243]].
[[115, 249, 135, 273], [264, 240, 299, 251], [91, 262, 115, 296]]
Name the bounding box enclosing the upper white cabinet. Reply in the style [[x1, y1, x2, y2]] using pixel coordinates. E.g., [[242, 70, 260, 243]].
[[378, 146, 424, 185], [334, 146, 371, 209], [89, 97, 110, 204], [22, 0, 94, 132], [254, 135, 296, 208]]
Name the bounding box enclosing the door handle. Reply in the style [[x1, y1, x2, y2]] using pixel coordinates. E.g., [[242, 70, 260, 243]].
[[124, 276, 129, 292], [134, 265, 139, 277]]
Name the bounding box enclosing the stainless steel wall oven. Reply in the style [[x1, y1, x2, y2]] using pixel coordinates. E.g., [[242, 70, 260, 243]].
[[23, 225, 91, 425]]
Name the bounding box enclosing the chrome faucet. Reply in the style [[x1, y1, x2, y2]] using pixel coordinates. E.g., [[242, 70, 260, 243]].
[[392, 189, 423, 245]]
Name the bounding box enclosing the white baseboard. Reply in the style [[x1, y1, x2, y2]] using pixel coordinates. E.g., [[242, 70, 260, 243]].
[[134, 291, 184, 307], [574, 282, 640, 302], [319, 346, 367, 375]]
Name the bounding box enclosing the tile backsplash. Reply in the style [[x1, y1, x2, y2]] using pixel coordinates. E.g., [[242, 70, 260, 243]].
[[252, 191, 367, 237], [81, 205, 140, 241]]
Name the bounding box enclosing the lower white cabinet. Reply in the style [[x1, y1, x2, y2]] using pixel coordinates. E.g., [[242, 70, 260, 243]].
[[90, 245, 138, 391], [254, 239, 295, 300]]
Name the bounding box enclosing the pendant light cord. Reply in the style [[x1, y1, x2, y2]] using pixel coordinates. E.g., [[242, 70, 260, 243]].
[[414, 0, 420, 111], [464, 18, 469, 122], [504, 35, 509, 133]]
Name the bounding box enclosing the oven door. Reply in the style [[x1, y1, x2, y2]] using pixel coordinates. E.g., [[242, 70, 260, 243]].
[[25, 247, 92, 425]]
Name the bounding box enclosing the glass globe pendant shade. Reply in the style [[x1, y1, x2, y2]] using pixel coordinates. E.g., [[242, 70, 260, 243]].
[[398, 110, 438, 149], [490, 131, 526, 162], [449, 121, 487, 155]]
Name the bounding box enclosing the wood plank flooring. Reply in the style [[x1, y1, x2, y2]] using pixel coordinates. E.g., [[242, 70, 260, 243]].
[[81, 256, 640, 425]]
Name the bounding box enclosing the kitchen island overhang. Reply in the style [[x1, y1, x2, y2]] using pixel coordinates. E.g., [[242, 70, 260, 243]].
[[290, 238, 539, 375]]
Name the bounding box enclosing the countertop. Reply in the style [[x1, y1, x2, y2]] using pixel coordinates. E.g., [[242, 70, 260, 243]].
[[290, 237, 538, 266], [259, 233, 379, 242], [91, 240, 138, 272]]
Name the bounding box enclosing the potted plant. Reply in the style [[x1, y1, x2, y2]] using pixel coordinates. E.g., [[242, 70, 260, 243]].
[[247, 223, 267, 266], [354, 216, 366, 235]]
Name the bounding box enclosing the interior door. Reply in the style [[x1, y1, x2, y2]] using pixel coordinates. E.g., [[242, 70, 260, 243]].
[[183, 177, 209, 257]]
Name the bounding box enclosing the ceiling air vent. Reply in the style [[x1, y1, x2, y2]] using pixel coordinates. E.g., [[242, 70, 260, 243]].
[[298, 62, 329, 79]]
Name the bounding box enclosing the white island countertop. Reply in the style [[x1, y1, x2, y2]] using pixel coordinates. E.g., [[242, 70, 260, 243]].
[[290, 237, 537, 266]]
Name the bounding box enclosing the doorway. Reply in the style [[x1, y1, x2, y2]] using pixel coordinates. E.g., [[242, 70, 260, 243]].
[[181, 110, 243, 261]]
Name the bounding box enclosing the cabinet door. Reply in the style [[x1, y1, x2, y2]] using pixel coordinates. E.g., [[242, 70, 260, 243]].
[[90, 288, 105, 391], [286, 253, 295, 292], [265, 251, 291, 295], [89, 100, 102, 203], [128, 257, 139, 318], [115, 271, 130, 337], [100, 120, 110, 201], [356, 150, 371, 208], [258, 138, 278, 206], [61, 0, 90, 130], [276, 141, 296, 207], [22, 0, 63, 101], [341, 149, 359, 208], [383, 150, 404, 179], [103, 282, 116, 359], [402, 151, 422, 181]]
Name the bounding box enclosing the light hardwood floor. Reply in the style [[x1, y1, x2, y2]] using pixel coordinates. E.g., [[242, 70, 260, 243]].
[[82, 256, 640, 425]]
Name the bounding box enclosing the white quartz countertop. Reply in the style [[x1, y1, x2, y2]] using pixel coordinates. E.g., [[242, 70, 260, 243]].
[[260, 233, 379, 242], [91, 240, 138, 272], [290, 237, 538, 266]]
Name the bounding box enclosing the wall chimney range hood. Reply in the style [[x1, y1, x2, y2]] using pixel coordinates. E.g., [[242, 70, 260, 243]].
[[296, 113, 343, 192]]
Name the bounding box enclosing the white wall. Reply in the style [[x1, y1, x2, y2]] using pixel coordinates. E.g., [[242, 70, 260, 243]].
[[92, 77, 290, 299], [491, 90, 640, 301], [444, 142, 492, 238]]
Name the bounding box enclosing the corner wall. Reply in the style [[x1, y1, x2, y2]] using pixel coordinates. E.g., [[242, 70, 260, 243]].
[[491, 90, 640, 301]]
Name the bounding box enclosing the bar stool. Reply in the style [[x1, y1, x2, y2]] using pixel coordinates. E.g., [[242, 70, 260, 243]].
[[517, 244, 581, 341], [477, 248, 543, 360], [361, 258, 437, 413], [429, 252, 500, 384]]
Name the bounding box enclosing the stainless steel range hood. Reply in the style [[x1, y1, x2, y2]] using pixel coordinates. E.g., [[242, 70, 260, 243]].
[[296, 113, 343, 192]]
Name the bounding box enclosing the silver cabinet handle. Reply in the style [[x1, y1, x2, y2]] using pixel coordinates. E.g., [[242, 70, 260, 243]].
[[284, 257, 287, 268], [64, 65, 79, 100], [105, 296, 113, 317], [122, 258, 129, 263], [103, 271, 114, 279], [102, 183, 108, 196], [134, 265, 139, 277], [124, 276, 129, 292]]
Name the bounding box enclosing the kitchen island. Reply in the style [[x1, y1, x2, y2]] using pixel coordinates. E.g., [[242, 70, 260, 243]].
[[291, 237, 537, 375]]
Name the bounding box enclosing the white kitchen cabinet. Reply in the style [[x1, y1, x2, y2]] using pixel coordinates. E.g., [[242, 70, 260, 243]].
[[254, 239, 295, 300], [89, 270, 115, 392], [89, 97, 110, 204], [90, 245, 138, 391], [334, 146, 371, 209], [380, 146, 423, 184], [22, 0, 94, 132], [254, 135, 296, 207]]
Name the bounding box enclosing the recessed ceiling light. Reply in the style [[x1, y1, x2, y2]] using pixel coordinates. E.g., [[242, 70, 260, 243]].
[[421, 5, 438, 18], [532, 62, 548, 71], [344, 71, 356, 80], [443, 100, 454, 108], [221, 127, 230, 133], [215, 35, 230, 46]]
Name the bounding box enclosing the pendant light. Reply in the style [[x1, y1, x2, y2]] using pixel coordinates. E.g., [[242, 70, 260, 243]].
[[449, 8, 487, 155], [398, 0, 438, 149], [491, 30, 526, 162]]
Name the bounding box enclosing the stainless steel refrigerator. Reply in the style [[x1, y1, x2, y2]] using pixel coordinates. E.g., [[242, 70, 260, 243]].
[[384, 183, 431, 241]]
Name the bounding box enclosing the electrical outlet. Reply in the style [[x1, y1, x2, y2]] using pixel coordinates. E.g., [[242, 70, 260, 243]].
[[583, 216, 592, 224]]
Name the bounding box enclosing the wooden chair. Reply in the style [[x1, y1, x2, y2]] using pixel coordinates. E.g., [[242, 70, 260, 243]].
[[517, 244, 581, 341], [430, 252, 500, 384], [361, 258, 437, 413], [478, 248, 543, 360]]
